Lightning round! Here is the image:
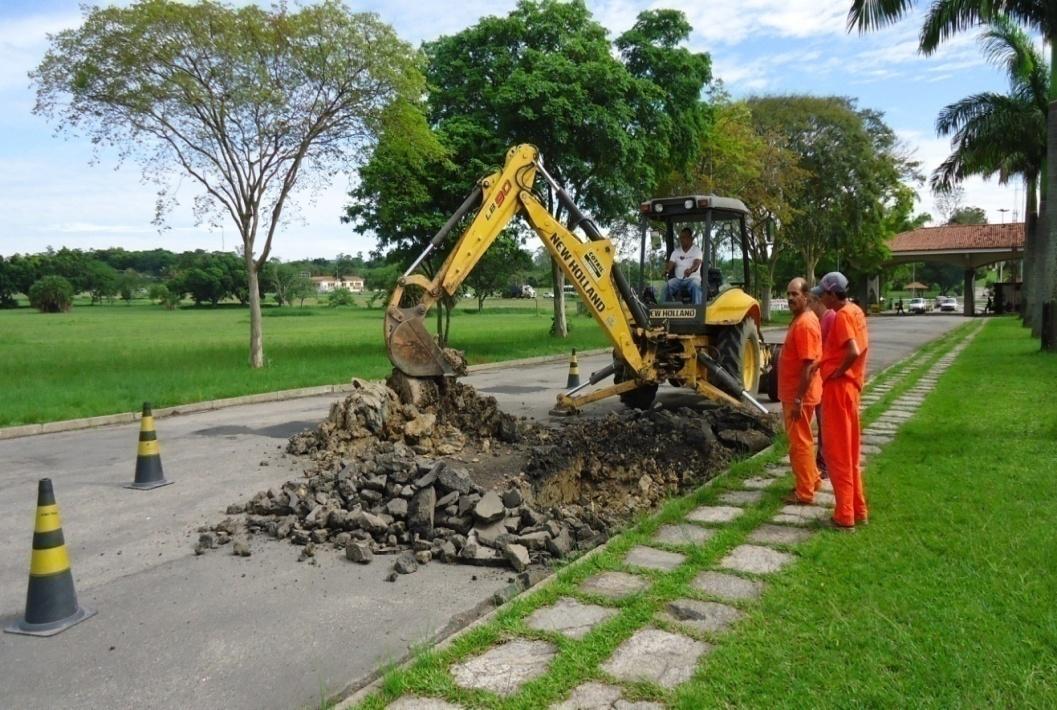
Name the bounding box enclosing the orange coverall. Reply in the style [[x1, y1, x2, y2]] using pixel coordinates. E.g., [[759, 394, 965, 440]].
[[778, 310, 823, 503], [819, 301, 869, 527]]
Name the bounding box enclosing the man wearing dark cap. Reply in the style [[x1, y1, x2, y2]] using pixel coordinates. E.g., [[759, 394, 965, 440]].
[[812, 272, 869, 530]]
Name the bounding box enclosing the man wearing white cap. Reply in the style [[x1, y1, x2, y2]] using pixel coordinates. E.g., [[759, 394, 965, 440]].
[[812, 272, 869, 530]]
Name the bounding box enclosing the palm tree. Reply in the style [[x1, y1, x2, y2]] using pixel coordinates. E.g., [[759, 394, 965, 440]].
[[931, 18, 1047, 332], [849, 0, 1057, 348]]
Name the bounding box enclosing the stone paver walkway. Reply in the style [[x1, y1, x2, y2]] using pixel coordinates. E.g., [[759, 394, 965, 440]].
[[526, 598, 618, 640], [551, 682, 663, 710], [653, 523, 716, 547], [624, 545, 685, 572], [719, 544, 796, 575], [686, 505, 744, 524], [601, 628, 710, 688], [659, 599, 743, 635], [450, 638, 557, 696], [580, 571, 650, 600], [691, 570, 764, 601]]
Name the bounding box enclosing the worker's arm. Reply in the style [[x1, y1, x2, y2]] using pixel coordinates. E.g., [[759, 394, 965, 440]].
[[791, 358, 816, 420], [826, 338, 861, 380], [686, 258, 702, 278], [666, 259, 677, 277]]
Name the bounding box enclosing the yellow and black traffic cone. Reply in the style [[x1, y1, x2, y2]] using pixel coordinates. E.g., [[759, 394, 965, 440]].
[[565, 349, 581, 388], [126, 402, 172, 490], [5, 478, 95, 637]]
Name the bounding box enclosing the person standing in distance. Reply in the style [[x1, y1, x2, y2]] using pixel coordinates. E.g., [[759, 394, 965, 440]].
[[779, 278, 824, 504], [814, 271, 869, 531], [662, 227, 703, 305]]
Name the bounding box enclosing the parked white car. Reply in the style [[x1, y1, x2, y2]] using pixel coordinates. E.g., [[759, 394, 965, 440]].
[[938, 297, 958, 312], [908, 297, 927, 314]]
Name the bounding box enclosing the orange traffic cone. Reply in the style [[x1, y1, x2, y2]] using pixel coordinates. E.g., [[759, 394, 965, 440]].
[[126, 402, 172, 490], [5, 479, 95, 637], [565, 349, 581, 388]]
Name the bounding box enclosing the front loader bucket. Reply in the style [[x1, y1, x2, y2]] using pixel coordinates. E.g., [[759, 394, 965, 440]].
[[385, 305, 454, 378]]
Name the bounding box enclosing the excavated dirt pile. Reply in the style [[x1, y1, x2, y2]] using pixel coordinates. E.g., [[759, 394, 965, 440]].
[[286, 376, 519, 464], [201, 373, 775, 577]]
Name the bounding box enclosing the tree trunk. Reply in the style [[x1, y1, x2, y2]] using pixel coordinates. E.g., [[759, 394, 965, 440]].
[[548, 187, 568, 338], [1042, 48, 1057, 350], [551, 260, 568, 336], [246, 256, 265, 368], [1024, 172, 1039, 333], [803, 251, 819, 287]]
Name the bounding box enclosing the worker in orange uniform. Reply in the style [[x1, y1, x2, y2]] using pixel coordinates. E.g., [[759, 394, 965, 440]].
[[813, 272, 869, 530], [779, 277, 823, 504]]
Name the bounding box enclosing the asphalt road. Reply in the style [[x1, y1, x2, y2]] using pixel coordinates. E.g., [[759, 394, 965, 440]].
[[0, 313, 966, 710]]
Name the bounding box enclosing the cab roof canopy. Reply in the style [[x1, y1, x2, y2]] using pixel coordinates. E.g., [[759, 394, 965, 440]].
[[639, 194, 749, 222]]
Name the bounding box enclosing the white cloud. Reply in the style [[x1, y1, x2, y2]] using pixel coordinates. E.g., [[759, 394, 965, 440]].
[[898, 129, 1024, 225], [0, 11, 83, 90]]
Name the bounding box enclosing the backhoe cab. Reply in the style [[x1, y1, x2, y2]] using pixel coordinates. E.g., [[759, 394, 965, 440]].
[[384, 144, 771, 416]]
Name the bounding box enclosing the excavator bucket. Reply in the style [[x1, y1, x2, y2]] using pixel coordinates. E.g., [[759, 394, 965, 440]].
[[384, 305, 455, 378]]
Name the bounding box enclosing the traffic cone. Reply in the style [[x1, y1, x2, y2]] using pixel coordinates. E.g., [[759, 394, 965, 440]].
[[5, 479, 95, 637], [125, 402, 172, 490], [565, 349, 581, 388]]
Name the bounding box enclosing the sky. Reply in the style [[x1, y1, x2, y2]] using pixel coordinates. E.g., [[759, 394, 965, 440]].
[[0, 0, 1031, 261]]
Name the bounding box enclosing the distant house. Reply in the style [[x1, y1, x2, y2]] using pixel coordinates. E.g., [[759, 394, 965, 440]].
[[311, 275, 364, 293]]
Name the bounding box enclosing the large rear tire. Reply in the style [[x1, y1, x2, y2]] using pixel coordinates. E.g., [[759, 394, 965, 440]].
[[614, 359, 658, 410], [714, 319, 762, 396]]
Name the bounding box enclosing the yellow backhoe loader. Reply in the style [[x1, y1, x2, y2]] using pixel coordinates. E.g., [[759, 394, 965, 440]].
[[384, 144, 773, 415]]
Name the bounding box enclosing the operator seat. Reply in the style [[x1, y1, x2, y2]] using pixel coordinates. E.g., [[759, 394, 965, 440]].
[[706, 268, 723, 300]]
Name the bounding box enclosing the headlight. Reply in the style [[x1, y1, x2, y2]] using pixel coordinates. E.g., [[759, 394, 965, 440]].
[[654, 203, 664, 213], [684, 199, 694, 209]]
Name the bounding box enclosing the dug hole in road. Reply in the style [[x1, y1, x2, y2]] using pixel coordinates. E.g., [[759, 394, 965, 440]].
[[0, 315, 965, 710]]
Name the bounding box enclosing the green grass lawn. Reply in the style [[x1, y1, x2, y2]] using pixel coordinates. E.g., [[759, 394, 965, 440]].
[[682, 317, 1057, 707], [352, 317, 1056, 709], [0, 300, 609, 426]]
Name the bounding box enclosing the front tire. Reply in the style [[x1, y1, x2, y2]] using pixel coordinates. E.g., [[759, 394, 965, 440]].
[[714, 319, 762, 397]]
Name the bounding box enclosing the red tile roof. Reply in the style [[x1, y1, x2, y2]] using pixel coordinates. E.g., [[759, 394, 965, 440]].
[[889, 223, 1024, 253]]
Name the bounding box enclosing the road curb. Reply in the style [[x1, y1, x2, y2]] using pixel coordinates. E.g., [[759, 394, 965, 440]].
[[0, 383, 361, 442]]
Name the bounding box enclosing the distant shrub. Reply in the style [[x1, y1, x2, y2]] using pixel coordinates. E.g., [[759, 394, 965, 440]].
[[366, 290, 387, 309], [147, 283, 182, 310], [327, 287, 356, 307], [28, 276, 74, 313]]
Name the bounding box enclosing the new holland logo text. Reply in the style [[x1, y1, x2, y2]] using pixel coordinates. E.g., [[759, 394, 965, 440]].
[[652, 308, 696, 319], [549, 233, 606, 313]]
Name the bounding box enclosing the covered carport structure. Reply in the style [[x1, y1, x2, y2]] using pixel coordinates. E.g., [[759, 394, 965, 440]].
[[886, 223, 1024, 316]]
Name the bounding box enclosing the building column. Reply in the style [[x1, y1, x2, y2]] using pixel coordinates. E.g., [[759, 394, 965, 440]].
[[964, 268, 975, 317]]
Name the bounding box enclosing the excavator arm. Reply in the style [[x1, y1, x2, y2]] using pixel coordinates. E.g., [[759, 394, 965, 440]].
[[385, 144, 646, 379]]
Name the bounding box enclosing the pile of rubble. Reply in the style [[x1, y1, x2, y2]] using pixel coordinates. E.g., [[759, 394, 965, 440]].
[[286, 376, 519, 464], [200, 374, 775, 577]]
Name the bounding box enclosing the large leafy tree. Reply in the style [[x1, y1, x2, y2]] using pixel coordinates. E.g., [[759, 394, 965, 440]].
[[931, 18, 1047, 331], [748, 95, 918, 283], [849, 0, 1057, 347], [32, 0, 426, 366], [348, 1, 711, 339], [661, 95, 806, 318]]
